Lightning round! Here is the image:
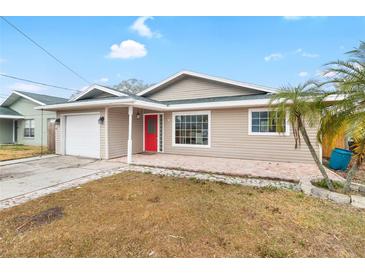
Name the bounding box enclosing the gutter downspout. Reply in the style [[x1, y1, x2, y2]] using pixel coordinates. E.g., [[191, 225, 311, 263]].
[[41, 109, 44, 156]]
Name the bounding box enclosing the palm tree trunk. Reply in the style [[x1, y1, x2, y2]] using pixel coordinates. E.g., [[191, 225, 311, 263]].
[[298, 119, 335, 191], [344, 162, 358, 193]]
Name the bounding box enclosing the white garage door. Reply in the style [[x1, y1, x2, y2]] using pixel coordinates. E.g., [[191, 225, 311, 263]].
[[65, 114, 100, 158]]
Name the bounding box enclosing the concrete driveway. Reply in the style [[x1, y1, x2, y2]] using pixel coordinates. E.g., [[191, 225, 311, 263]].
[[0, 155, 123, 202]]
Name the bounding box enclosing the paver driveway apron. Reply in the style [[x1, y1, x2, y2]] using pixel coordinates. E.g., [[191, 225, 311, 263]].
[[0, 155, 121, 201]]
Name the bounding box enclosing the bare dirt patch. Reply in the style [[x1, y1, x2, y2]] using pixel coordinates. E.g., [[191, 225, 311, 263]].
[[12, 207, 64, 233], [0, 171, 364, 258]]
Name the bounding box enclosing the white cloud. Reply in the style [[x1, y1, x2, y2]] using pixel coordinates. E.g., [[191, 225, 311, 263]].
[[283, 16, 304, 21], [9, 83, 45, 92], [298, 71, 309, 77], [130, 16, 161, 38], [108, 40, 147, 59], [264, 53, 283, 62], [0, 58, 5, 63], [294, 48, 303, 54], [96, 77, 109, 83], [294, 48, 319, 58]]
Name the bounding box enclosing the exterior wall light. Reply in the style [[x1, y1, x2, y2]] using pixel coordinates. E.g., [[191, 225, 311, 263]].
[[98, 116, 105, 125]]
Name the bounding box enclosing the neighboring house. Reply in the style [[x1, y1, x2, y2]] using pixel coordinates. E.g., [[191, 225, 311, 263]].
[[38, 70, 324, 163], [0, 90, 67, 145]]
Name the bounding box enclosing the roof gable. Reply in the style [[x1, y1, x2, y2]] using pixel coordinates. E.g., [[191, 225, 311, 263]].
[[0, 106, 23, 118], [137, 71, 277, 99], [1, 90, 67, 107], [69, 85, 127, 102]]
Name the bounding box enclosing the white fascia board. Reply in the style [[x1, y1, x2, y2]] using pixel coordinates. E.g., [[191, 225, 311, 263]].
[[132, 101, 167, 111], [137, 70, 277, 96], [36, 98, 278, 111], [0, 115, 24, 119], [13, 91, 45, 106], [0, 93, 14, 107], [1, 91, 45, 107], [36, 98, 135, 110], [69, 84, 127, 102]]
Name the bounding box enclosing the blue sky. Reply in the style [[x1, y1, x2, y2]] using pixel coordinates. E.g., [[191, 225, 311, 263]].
[[0, 16, 364, 100]]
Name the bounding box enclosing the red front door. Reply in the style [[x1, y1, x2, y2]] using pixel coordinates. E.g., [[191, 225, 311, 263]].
[[145, 114, 158, 152]]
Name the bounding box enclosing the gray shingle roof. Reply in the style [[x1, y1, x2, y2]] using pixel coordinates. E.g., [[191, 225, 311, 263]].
[[0, 106, 23, 117], [97, 85, 163, 104], [14, 90, 68, 105], [161, 93, 272, 105]]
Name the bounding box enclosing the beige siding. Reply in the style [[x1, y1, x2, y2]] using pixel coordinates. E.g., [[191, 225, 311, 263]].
[[162, 108, 320, 164], [55, 106, 319, 164], [107, 107, 143, 159], [55, 109, 105, 159], [147, 77, 264, 101]]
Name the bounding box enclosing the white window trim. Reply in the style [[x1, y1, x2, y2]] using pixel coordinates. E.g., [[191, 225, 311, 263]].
[[24, 119, 35, 138], [143, 113, 164, 152], [159, 113, 164, 153], [172, 110, 211, 148], [248, 108, 290, 136]]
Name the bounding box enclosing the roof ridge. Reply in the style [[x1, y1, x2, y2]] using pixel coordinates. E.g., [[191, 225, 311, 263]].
[[13, 90, 67, 100]]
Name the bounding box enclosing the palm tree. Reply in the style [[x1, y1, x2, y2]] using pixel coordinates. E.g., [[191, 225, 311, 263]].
[[269, 82, 334, 190], [345, 126, 365, 192], [318, 41, 365, 192]]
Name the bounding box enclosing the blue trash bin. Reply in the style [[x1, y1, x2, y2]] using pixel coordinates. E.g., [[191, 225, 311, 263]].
[[329, 148, 353, 171]]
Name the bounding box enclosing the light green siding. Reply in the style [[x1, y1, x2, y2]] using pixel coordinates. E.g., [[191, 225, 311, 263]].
[[10, 98, 56, 146], [0, 119, 13, 144]]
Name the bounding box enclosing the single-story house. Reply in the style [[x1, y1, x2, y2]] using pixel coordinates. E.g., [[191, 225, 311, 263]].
[[0, 90, 67, 145], [37, 70, 325, 164]]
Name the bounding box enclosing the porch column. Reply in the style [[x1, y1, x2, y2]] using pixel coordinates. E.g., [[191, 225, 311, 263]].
[[12, 120, 15, 143], [127, 106, 133, 164]]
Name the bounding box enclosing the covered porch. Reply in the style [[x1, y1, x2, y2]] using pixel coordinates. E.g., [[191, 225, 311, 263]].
[[116, 153, 344, 183], [0, 106, 23, 144]]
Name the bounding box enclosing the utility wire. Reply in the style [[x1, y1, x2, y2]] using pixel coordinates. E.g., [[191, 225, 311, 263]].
[[0, 73, 82, 93], [0, 16, 91, 84]]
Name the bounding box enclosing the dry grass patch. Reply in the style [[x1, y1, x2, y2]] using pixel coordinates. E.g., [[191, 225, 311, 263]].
[[0, 145, 49, 161], [0, 171, 364, 258]]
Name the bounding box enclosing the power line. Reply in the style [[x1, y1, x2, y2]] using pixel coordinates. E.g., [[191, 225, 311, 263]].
[[0, 73, 83, 93], [0, 16, 91, 85]]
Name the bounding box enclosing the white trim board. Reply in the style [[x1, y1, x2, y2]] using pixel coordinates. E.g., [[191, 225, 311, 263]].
[[247, 107, 290, 136], [69, 84, 127, 102], [0, 115, 24, 119], [137, 70, 277, 96], [1, 90, 45, 107]]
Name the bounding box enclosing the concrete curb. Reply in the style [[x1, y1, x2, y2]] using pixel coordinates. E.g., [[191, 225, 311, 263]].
[[300, 180, 365, 209]]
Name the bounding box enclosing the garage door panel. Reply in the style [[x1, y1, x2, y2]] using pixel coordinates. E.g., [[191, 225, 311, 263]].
[[65, 114, 100, 158]]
